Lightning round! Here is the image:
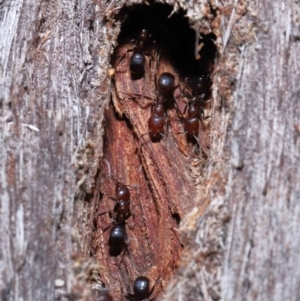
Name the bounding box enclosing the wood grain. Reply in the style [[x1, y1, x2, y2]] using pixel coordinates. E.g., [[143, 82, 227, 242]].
[[92, 39, 208, 299], [2, 0, 300, 301]]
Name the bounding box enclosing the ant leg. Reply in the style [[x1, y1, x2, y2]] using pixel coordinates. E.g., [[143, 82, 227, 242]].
[[194, 134, 209, 156], [148, 274, 162, 299], [139, 130, 152, 140], [115, 247, 126, 270], [124, 294, 135, 301], [102, 224, 112, 234], [118, 91, 153, 109], [102, 192, 119, 203]]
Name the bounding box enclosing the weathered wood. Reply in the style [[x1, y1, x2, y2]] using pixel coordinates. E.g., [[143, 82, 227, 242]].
[[1, 0, 300, 300], [163, 0, 300, 300], [0, 0, 111, 300]]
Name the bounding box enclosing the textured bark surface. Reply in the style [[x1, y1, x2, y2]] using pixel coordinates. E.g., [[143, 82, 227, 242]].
[[91, 38, 208, 299], [1, 0, 300, 301], [0, 0, 111, 300], [163, 0, 300, 300]]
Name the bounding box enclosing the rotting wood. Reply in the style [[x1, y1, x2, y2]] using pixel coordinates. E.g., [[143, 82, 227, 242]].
[[92, 35, 210, 299], [2, 0, 300, 301]]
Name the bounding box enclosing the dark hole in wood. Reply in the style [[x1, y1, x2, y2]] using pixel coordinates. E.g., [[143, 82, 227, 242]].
[[93, 3, 217, 300], [113, 3, 216, 77], [172, 213, 181, 225]]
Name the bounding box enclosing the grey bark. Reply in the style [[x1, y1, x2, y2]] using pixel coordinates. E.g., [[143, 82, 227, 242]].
[[163, 0, 300, 300], [1, 1, 299, 301], [0, 0, 110, 299]]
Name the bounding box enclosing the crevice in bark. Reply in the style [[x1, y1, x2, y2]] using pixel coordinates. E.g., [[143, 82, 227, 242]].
[[89, 2, 218, 300]]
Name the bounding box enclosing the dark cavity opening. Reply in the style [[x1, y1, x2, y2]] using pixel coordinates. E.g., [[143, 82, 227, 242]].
[[172, 213, 181, 225], [113, 2, 216, 78]]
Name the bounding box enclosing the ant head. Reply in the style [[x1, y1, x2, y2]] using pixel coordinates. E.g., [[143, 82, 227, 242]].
[[115, 182, 131, 201], [130, 52, 145, 74]]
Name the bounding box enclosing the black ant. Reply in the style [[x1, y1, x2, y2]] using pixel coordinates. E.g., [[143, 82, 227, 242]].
[[102, 179, 133, 256], [184, 74, 212, 102], [125, 276, 156, 301], [100, 177, 133, 225], [105, 196, 131, 256], [117, 28, 154, 79], [179, 74, 211, 150], [99, 163, 137, 256], [145, 72, 176, 140], [130, 28, 153, 76], [117, 70, 176, 141], [182, 101, 202, 140]]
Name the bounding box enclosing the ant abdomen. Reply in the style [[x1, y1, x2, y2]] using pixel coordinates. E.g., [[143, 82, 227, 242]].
[[133, 276, 150, 299], [157, 72, 175, 96], [148, 102, 166, 139], [126, 275, 155, 301], [184, 116, 199, 137], [109, 224, 127, 256], [130, 52, 146, 74]]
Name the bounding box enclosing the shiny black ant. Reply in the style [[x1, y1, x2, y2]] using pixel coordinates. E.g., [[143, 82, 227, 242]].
[[101, 160, 138, 222], [182, 101, 202, 140], [179, 74, 211, 150], [99, 161, 139, 256], [130, 28, 153, 76], [101, 180, 133, 256], [105, 194, 131, 256], [100, 177, 133, 224], [184, 74, 212, 103], [144, 72, 176, 140], [117, 28, 155, 79], [125, 276, 156, 301]]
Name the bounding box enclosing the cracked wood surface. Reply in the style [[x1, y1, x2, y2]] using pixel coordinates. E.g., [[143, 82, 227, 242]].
[[163, 0, 300, 300], [1, 0, 300, 301], [92, 41, 204, 300]]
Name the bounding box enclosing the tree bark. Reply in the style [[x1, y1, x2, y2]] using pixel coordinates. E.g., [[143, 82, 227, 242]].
[[0, 0, 110, 299], [163, 0, 300, 300], [1, 0, 299, 301]]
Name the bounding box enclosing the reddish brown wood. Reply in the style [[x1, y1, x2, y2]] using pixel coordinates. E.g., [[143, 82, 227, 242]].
[[4, 1, 299, 301], [92, 39, 210, 299]]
